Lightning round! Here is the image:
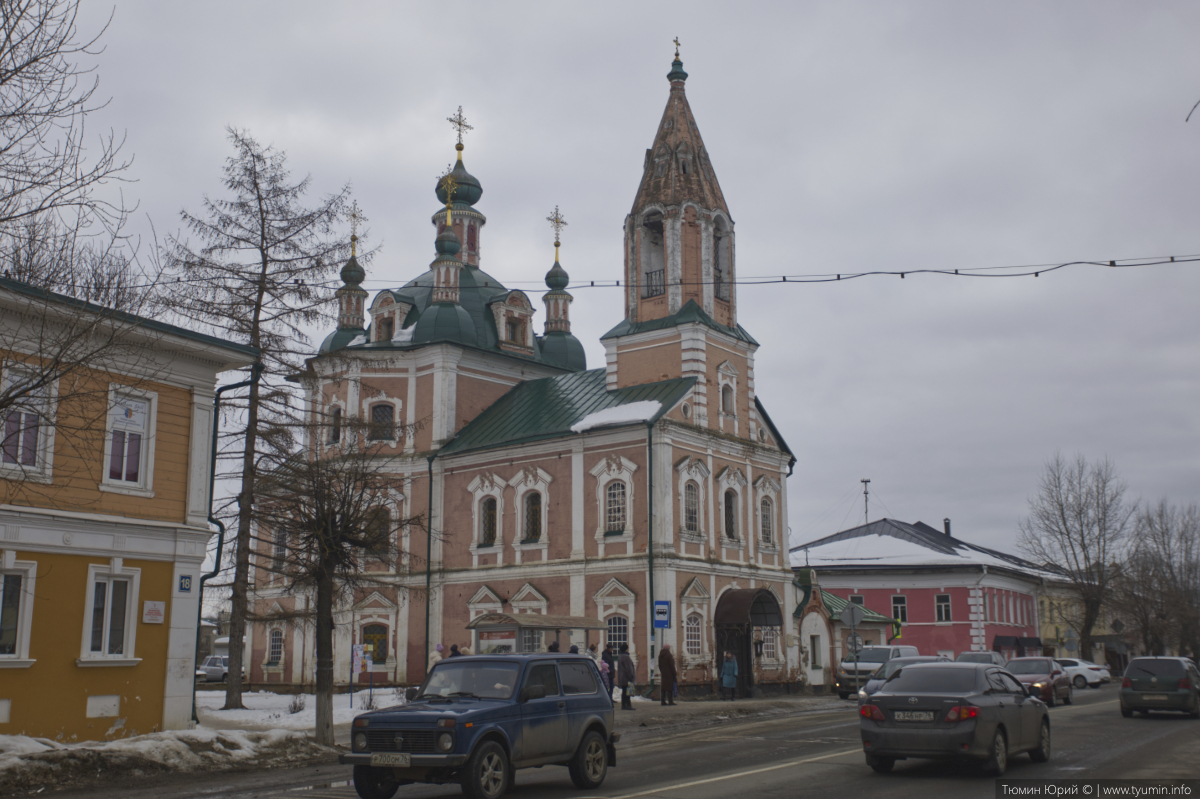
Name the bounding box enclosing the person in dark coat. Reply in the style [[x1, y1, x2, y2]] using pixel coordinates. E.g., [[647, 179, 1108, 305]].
[[447, 644, 461, 658], [720, 651, 738, 700], [658, 644, 678, 705], [617, 644, 636, 710], [547, 640, 560, 653], [601, 644, 616, 697], [568, 644, 579, 654]]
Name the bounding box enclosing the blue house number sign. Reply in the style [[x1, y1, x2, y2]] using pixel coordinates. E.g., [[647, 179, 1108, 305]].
[[179, 574, 193, 593]]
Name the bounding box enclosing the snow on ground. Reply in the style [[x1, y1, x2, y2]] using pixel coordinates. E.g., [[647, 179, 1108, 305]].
[[196, 689, 396, 731], [570, 400, 661, 433]]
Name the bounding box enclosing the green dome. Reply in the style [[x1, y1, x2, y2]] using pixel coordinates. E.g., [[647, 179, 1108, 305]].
[[545, 260, 569, 290], [412, 302, 478, 348], [539, 332, 586, 372], [667, 57, 688, 83], [436, 154, 483, 207], [340, 254, 365, 285], [435, 227, 461, 257]]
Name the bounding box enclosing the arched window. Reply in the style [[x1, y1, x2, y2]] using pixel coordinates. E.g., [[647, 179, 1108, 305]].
[[640, 212, 665, 298], [480, 497, 497, 546], [362, 623, 388, 665], [685, 613, 703, 656], [605, 481, 626, 534], [713, 218, 731, 301], [327, 406, 342, 444], [366, 507, 391, 558], [724, 490, 738, 540], [376, 317, 394, 342], [523, 492, 542, 542], [606, 615, 628, 651], [368, 403, 394, 440], [760, 497, 773, 544], [721, 385, 734, 415], [684, 481, 700, 533], [467, 223, 477, 253], [267, 629, 283, 665]]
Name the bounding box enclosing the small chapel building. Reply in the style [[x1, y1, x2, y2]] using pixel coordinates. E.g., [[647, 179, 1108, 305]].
[[248, 52, 800, 695]]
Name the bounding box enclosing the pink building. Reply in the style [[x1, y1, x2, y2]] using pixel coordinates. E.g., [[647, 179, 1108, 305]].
[[791, 519, 1047, 672]]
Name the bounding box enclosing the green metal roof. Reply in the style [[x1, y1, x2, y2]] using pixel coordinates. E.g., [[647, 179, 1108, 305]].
[[600, 299, 759, 346], [755, 396, 795, 467], [438, 368, 695, 457], [818, 589, 893, 623]]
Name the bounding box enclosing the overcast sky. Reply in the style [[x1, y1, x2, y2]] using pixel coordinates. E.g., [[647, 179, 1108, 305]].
[[77, 1, 1200, 558]]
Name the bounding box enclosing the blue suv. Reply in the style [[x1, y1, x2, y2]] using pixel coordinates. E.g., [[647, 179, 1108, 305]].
[[339, 654, 618, 799]]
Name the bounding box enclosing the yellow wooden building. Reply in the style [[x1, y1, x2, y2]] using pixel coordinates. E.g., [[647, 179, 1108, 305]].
[[0, 277, 256, 740]]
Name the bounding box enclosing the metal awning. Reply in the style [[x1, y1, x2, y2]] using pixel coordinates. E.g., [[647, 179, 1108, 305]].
[[465, 613, 607, 631], [993, 635, 1020, 647], [714, 589, 783, 627], [1019, 637, 1043, 647]]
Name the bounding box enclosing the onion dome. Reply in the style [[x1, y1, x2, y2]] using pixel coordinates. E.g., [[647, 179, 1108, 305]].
[[435, 144, 483, 206], [667, 56, 688, 83], [340, 254, 365, 286], [545, 259, 569, 290], [435, 226, 461, 258]]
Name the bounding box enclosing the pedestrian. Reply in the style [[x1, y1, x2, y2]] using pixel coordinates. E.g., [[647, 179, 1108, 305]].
[[601, 644, 616, 697], [587, 643, 600, 663], [459, 645, 472, 656], [447, 644, 461, 658], [598, 657, 611, 696], [720, 651, 738, 701], [568, 644, 579, 654], [428, 643, 444, 671], [547, 640, 560, 653], [618, 643, 636, 711], [658, 644, 678, 706]]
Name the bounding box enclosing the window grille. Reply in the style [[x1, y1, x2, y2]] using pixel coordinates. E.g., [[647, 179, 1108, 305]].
[[368, 404, 394, 440], [685, 613, 702, 656], [760, 497, 773, 544], [480, 497, 497, 546], [761, 628, 777, 660], [362, 624, 388, 664], [724, 490, 737, 539], [523, 493, 542, 542], [684, 482, 699, 533], [605, 481, 626, 534]]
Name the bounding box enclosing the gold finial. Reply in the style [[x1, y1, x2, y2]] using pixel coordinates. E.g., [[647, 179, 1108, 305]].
[[439, 164, 459, 226], [447, 106, 473, 156], [673, 37, 681, 58], [546, 205, 567, 260], [349, 200, 365, 256]]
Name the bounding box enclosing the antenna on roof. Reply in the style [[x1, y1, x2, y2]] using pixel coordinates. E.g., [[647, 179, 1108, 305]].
[[861, 479, 871, 526]]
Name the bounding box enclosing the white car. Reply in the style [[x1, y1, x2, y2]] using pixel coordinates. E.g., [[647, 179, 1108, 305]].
[[1055, 657, 1106, 688], [1074, 658, 1111, 684]]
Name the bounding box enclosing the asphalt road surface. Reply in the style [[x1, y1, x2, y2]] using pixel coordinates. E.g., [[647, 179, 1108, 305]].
[[60, 687, 1200, 799]]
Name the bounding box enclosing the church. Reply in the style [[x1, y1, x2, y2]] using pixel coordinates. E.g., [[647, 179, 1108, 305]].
[[248, 51, 801, 696]]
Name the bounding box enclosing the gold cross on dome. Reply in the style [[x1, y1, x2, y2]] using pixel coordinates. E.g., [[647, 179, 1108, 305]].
[[546, 206, 567, 245], [349, 201, 366, 255], [447, 106, 473, 145], [673, 37, 681, 57], [439, 164, 459, 203]]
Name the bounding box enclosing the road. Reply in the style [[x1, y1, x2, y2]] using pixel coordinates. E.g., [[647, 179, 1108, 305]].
[[58, 687, 1200, 799]]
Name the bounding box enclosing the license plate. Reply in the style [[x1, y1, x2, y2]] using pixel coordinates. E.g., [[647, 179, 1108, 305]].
[[893, 710, 934, 722], [1142, 694, 1169, 701], [370, 753, 411, 767]]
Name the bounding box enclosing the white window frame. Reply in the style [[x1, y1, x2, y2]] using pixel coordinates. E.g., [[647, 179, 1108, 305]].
[[716, 466, 747, 548], [0, 363, 57, 483], [674, 457, 709, 544], [684, 612, 703, 657], [892, 594, 907, 624], [753, 475, 781, 552], [510, 467, 552, 560], [591, 456, 637, 547], [0, 552, 37, 668], [936, 593, 952, 623], [100, 384, 158, 497], [467, 473, 508, 566], [267, 627, 284, 665], [77, 560, 141, 667]]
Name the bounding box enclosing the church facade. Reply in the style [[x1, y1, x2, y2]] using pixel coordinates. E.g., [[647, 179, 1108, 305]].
[[247, 53, 801, 694]]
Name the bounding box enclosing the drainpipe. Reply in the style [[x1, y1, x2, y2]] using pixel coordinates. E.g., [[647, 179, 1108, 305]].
[[646, 421, 656, 689], [191, 363, 262, 724], [424, 453, 436, 672]]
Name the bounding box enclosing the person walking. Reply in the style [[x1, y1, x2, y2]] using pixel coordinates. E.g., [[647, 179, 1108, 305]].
[[586, 643, 601, 664], [658, 644, 678, 705], [598, 657, 611, 697], [447, 644, 461, 658], [601, 644, 616, 697], [427, 643, 444, 671], [617, 644, 636, 710], [720, 651, 738, 701], [568, 644, 579, 654], [547, 640, 560, 653]]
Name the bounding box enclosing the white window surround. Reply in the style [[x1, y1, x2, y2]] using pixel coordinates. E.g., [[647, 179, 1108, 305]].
[[99, 384, 158, 498], [322, 398, 346, 449], [679, 577, 710, 667], [510, 583, 549, 615], [263, 623, 285, 672], [716, 361, 739, 436], [591, 456, 638, 543], [77, 559, 142, 667], [594, 577, 637, 661], [361, 393, 403, 447], [0, 364, 57, 484], [0, 552, 37, 668], [716, 466, 747, 546], [674, 456, 709, 543], [467, 473, 508, 562], [467, 586, 503, 621], [510, 466, 552, 552], [753, 474, 781, 552]]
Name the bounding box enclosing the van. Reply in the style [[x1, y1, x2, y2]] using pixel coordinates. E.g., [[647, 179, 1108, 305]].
[[836, 645, 919, 699]]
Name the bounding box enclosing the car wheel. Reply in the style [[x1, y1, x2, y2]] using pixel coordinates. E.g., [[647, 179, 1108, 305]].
[[865, 754, 894, 773], [461, 740, 509, 799], [222, 672, 228, 682], [1046, 689, 1056, 708], [984, 729, 1008, 776], [1121, 706, 1133, 718], [1029, 719, 1051, 763], [1063, 687, 1073, 706], [353, 765, 400, 799], [1073, 675, 1087, 689], [568, 731, 608, 789]]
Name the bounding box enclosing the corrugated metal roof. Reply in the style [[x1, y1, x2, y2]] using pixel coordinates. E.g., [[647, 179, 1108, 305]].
[[600, 299, 759, 345], [819, 589, 892, 623], [438, 368, 695, 457]]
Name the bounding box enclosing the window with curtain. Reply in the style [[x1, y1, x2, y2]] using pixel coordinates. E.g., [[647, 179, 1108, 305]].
[[684, 481, 700, 533], [605, 481, 626, 534], [106, 395, 148, 485], [523, 492, 542, 542], [89, 575, 131, 656], [480, 497, 497, 546]]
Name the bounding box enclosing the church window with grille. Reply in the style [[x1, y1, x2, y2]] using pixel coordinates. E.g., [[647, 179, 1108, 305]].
[[760, 627, 777, 660], [362, 623, 388, 664], [724, 490, 738, 540], [684, 481, 700, 533], [606, 615, 628, 651], [760, 497, 773, 544], [605, 481, 626, 534], [479, 497, 497, 546], [267, 629, 283, 665], [368, 403, 394, 440], [523, 492, 542, 542], [685, 613, 702, 656]]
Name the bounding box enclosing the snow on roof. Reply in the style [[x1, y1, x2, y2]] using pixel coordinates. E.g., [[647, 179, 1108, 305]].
[[570, 400, 661, 433], [392, 323, 415, 344], [347, 334, 367, 347]]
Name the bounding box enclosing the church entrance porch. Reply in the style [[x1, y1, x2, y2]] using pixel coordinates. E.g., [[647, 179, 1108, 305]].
[[714, 589, 783, 698]]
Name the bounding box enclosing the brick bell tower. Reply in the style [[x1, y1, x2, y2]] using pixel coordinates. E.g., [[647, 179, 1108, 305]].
[[603, 45, 764, 440]]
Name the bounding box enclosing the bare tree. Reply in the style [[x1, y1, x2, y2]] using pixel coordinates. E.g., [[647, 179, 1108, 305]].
[[252, 427, 422, 745], [1018, 454, 1136, 660], [1129, 500, 1200, 658], [162, 127, 352, 710]]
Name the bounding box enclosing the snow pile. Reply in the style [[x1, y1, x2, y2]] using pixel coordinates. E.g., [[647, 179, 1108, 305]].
[[196, 689, 381, 731], [347, 334, 367, 346], [570, 400, 661, 433], [392, 323, 416, 344], [0, 727, 334, 795]]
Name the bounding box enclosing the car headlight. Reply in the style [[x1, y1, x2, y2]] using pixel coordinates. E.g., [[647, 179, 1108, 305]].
[[353, 733, 368, 751], [1032, 682, 1046, 689], [437, 732, 454, 752]]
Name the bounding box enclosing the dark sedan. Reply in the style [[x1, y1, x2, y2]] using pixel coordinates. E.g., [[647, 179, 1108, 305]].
[[859, 656, 951, 700], [859, 662, 1051, 776], [1005, 657, 1072, 707], [1120, 657, 1200, 718]]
